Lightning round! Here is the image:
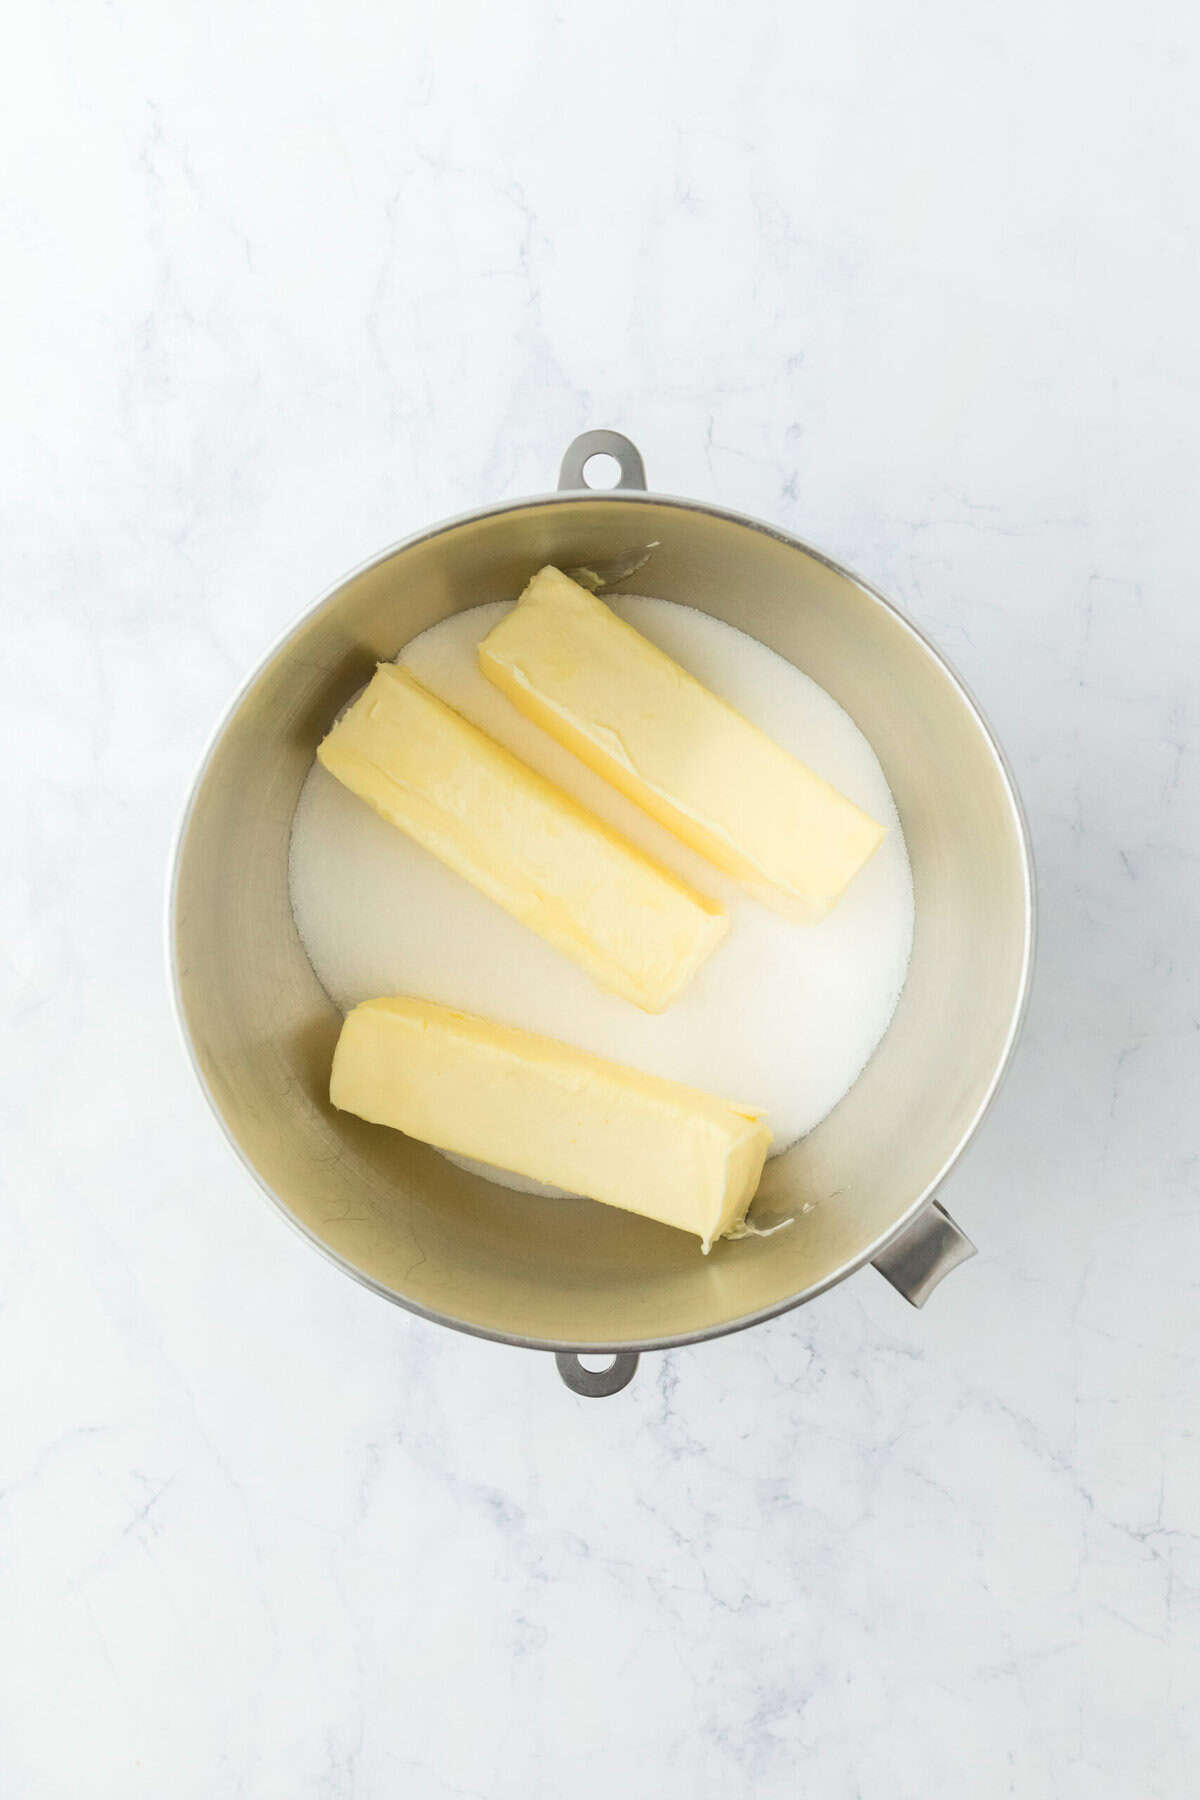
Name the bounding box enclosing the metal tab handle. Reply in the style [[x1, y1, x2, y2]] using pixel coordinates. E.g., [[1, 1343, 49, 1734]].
[[558, 430, 647, 492], [872, 1200, 976, 1307], [555, 1351, 640, 1396]]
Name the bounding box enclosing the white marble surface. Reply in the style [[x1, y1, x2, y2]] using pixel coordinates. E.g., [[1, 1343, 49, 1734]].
[[3, 1, 1198, 1794]]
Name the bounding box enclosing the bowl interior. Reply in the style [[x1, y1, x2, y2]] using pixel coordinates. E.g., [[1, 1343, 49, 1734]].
[[172, 496, 1031, 1349]]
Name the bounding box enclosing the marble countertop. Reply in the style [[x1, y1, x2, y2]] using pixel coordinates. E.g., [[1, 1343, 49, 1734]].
[[4, 2, 1198, 1794]]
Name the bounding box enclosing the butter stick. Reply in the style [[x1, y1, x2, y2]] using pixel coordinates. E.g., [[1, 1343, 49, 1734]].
[[479, 567, 886, 921], [317, 664, 726, 1012], [331, 997, 771, 1251]]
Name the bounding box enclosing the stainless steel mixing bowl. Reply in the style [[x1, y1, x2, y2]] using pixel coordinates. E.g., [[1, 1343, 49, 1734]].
[[170, 430, 1034, 1396]]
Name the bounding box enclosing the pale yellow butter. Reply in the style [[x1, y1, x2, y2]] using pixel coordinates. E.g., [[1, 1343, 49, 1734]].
[[479, 567, 887, 921], [316, 663, 726, 1012], [330, 997, 772, 1251]]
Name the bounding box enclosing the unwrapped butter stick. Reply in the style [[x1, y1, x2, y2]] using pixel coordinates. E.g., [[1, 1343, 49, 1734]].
[[317, 664, 726, 1012], [331, 996, 772, 1252], [479, 567, 886, 921]]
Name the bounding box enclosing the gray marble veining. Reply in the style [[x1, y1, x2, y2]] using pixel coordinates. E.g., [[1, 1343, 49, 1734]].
[[2, 0, 1198, 1794]]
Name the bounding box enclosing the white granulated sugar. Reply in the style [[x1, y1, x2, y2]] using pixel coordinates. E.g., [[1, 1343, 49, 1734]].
[[289, 596, 914, 1191]]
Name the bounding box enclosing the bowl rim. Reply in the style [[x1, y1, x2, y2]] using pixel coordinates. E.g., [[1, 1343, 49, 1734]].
[[166, 486, 1037, 1356]]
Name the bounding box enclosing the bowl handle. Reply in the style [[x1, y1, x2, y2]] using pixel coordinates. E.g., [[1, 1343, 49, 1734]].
[[871, 1200, 976, 1307], [554, 1351, 641, 1397], [552, 1204, 972, 1389], [558, 430, 647, 492]]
